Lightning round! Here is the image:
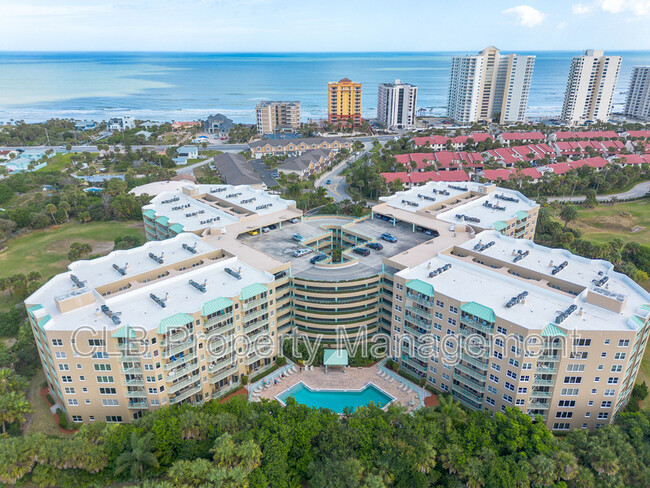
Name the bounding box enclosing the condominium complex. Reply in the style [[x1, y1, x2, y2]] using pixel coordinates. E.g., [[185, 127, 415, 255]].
[[625, 66, 650, 121], [377, 79, 418, 130], [328, 78, 362, 125], [447, 46, 535, 124], [27, 181, 650, 430], [561, 50, 622, 125], [255, 101, 301, 135]]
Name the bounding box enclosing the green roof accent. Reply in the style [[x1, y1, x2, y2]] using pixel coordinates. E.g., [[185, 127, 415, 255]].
[[460, 302, 495, 322], [541, 323, 567, 337], [156, 216, 169, 225], [515, 210, 529, 221], [169, 223, 184, 234], [111, 325, 136, 339], [37, 314, 51, 329], [406, 279, 435, 297], [27, 304, 43, 314], [143, 209, 156, 219], [629, 315, 645, 330], [640, 304, 650, 312], [493, 220, 508, 231], [323, 349, 348, 366], [158, 313, 194, 334], [202, 297, 233, 316], [240, 283, 268, 301]]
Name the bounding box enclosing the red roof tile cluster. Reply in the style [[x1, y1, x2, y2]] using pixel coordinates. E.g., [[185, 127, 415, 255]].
[[413, 132, 493, 147], [555, 140, 625, 155], [395, 151, 484, 171], [626, 130, 650, 139], [484, 144, 554, 165], [481, 157, 612, 182], [616, 154, 650, 165], [381, 170, 470, 185], [553, 130, 619, 140], [500, 131, 545, 141]]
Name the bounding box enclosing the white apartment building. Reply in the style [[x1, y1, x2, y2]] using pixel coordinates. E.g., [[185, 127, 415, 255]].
[[447, 47, 535, 124], [377, 79, 418, 130], [107, 116, 136, 131], [625, 66, 650, 121], [255, 101, 301, 135], [561, 50, 622, 125]]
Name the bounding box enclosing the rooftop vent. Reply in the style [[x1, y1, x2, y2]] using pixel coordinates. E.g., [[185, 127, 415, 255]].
[[448, 184, 468, 191], [189, 279, 207, 293], [148, 252, 164, 264], [256, 203, 272, 210], [551, 261, 568, 275], [241, 197, 256, 204], [225, 267, 242, 280], [210, 187, 227, 193], [402, 199, 419, 207], [171, 204, 190, 211], [70, 274, 86, 288], [483, 200, 506, 211], [150, 292, 168, 308], [473, 240, 495, 252], [505, 291, 529, 308], [555, 304, 577, 324], [432, 188, 450, 195], [513, 250, 529, 263], [495, 193, 519, 203], [225, 192, 242, 198], [456, 213, 480, 223], [100, 304, 122, 325], [182, 243, 198, 254], [592, 275, 609, 287], [161, 196, 180, 204], [417, 194, 436, 202], [112, 263, 128, 276], [428, 263, 451, 278]]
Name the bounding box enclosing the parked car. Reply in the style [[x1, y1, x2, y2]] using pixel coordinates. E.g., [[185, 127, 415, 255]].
[[310, 254, 327, 264], [380, 233, 397, 243], [293, 248, 312, 257], [262, 227, 270, 233], [248, 230, 259, 236], [326, 179, 331, 184], [366, 242, 383, 250], [352, 247, 370, 256], [292, 233, 303, 242], [268, 224, 277, 230], [271, 172, 279, 178], [289, 218, 300, 224]]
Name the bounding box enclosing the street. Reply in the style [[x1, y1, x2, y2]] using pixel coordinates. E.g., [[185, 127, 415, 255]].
[[546, 181, 650, 203]]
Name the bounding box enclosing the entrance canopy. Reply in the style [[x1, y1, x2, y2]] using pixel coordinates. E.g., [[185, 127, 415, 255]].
[[323, 349, 348, 367]]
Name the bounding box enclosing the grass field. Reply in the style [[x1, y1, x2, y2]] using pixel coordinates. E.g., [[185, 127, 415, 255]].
[[36, 153, 73, 173], [23, 370, 69, 437], [0, 221, 144, 280], [565, 200, 650, 246]]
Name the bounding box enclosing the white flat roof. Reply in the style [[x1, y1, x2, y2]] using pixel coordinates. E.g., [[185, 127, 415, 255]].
[[397, 230, 650, 333]]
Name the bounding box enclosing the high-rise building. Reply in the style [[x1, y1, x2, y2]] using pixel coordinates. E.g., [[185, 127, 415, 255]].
[[377, 79, 418, 130], [561, 50, 622, 125], [255, 101, 301, 135], [328, 78, 362, 125], [625, 66, 650, 121], [447, 47, 535, 124]]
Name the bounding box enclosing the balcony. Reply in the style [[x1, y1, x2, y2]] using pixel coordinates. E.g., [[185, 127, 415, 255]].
[[125, 389, 147, 398], [459, 316, 494, 335], [244, 318, 269, 334], [164, 352, 198, 371], [169, 384, 203, 405], [453, 372, 486, 393], [459, 352, 489, 370], [205, 323, 235, 340], [123, 378, 145, 387], [168, 373, 201, 395], [243, 307, 269, 322], [162, 339, 195, 358], [532, 377, 555, 387], [536, 365, 557, 374], [528, 400, 550, 409], [243, 296, 268, 311], [406, 293, 434, 307], [404, 313, 432, 330], [401, 355, 427, 372], [121, 366, 143, 375], [451, 385, 483, 408], [538, 354, 560, 362], [127, 399, 148, 409], [454, 362, 488, 381], [529, 389, 552, 398]]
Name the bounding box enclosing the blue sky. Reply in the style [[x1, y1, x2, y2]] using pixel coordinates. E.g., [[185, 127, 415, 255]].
[[0, 0, 648, 51]]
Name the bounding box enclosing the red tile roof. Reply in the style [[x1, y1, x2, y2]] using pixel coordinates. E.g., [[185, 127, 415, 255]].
[[482, 169, 514, 181], [500, 131, 545, 141], [381, 172, 409, 184], [627, 130, 650, 139], [546, 162, 573, 175]]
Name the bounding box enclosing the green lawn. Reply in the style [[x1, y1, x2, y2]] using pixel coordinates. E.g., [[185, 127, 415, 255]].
[[36, 153, 73, 173], [0, 221, 144, 280], [566, 200, 650, 246]]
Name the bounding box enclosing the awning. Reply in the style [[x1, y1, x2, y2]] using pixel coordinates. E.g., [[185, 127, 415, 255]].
[[143, 209, 156, 219], [169, 223, 184, 234], [155, 216, 169, 225], [406, 279, 435, 297], [628, 315, 645, 331], [240, 283, 268, 301], [541, 323, 567, 337], [493, 220, 508, 231], [158, 313, 194, 334], [515, 210, 529, 221], [460, 302, 495, 323], [111, 324, 136, 338], [202, 297, 233, 316], [323, 349, 348, 367]]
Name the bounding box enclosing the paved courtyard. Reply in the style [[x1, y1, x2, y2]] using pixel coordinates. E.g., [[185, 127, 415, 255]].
[[251, 363, 430, 413]]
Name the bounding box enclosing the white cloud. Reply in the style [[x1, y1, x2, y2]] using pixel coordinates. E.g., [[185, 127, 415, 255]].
[[591, 0, 650, 15], [502, 5, 546, 27], [556, 21, 569, 29], [572, 3, 594, 14]]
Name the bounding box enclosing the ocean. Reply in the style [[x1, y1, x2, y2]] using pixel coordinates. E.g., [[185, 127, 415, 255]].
[[0, 51, 649, 124]]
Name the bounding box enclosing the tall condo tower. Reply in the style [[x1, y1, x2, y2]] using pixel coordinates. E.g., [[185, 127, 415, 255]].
[[377, 79, 418, 130], [625, 66, 650, 121]]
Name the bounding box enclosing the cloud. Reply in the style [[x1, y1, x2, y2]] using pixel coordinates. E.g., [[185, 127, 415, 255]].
[[572, 3, 594, 14], [556, 21, 569, 29], [599, 0, 650, 15], [502, 5, 546, 27]]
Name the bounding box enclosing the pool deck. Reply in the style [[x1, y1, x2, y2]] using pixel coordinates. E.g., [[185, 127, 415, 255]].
[[251, 363, 430, 413]]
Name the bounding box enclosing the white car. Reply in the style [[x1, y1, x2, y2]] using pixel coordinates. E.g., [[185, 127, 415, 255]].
[[262, 227, 270, 233], [289, 218, 300, 224], [292, 248, 312, 257]]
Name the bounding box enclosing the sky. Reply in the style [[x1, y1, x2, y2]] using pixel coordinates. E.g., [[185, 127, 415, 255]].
[[0, 0, 648, 52]]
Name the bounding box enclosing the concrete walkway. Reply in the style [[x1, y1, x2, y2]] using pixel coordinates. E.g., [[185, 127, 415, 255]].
[[547, 181, 650, 203]]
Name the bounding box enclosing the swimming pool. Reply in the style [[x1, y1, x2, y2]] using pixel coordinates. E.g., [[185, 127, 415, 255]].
[[276, 382, 393, 413]]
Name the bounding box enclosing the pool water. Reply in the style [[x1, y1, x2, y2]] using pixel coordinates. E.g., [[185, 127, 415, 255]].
[[277, 382, 393, 413]]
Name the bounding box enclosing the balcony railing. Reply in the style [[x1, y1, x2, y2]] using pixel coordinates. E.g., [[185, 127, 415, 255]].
[[164, 351, 198, 371], [127, 399, 148, 409], [243, 296, 268, 311], [453, 372, 486, 392], [209, 365, 238, 384], [406, 293, 434, 307], [244, 318, 269, 334], [162, 339, 195, 358], [459, 316, 494, 335], [243, 307, 269, 322], [168, 374, 201, 395], [125, 389, 147, 398], [169, 384, 202, 405]]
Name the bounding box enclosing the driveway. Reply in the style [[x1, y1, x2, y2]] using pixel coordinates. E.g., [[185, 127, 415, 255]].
[[249, 158, 279, 187], [315, 142, 375, 202], [547, 181, 650, 203]]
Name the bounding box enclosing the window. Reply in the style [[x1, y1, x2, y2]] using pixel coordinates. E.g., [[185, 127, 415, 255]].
[[614, 352, 626, 360], [93, 364, 112, 371], [558, 400, 576, 407], [394, 305, 402, 313], [67, 399, 79, 406], [144, 364, 154, 371], [515, 399, 525, 405], [72, 415, 83, 423], [52, 339, 63, 346], [447, 318, 456, 326], [517, 387, 528, 394], [504, 382, 515, 392], [486, 397, 495, 406], [604, 339, 611, 345], [522, 363, 532, 370], [61, 376, 72, 383], [489, 374, 499, 384], [91, 352, 108, 359], [151, 399, 160, 406], [594, 377, 600, 383], [495, 338, 504, 347], [487, 385, 497, 395], [566, 364, 585, 372], [556, 411, 573, 419], [574, 339, 591, 347], [55, 351, 66, 359], [553, 423, 571, 430], [434, 311, 443, 320], [601, 401, 612, 408], [611, 365, 622, 373], [571, 351, 588, 359], [607, 377, 619, 384], [600, 352, 607, 358], [561, 388, 579, 396], [496, 326, 507, 335], [506, 370, 517, 380], [564, 376, 582, 384], [502, 394, 513, 404], [493, 351, 503, 360], [96, 376, 114, 383], [491, 363, 501, 372], [449, 306, 458, 314], [64, 387, 75, 395], [520, 375, 530, 382], [148, 388, 158, 394], [436, 300, 444, 308], [58, 363, 69, 371], [597, 412, 609, 420], [618, 339, 630, 347], [102, 399, 119, 406], [508, 358, 519, 368], [106, 416, 122, 423], [395, 295, 402, 302], [99, 387, 117, 395]]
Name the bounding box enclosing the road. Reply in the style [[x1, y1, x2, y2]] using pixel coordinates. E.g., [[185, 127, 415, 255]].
[[175, 157, 213, 176], [315, 141, 375, 202], [248, 158, 279, 187], [547, 181, 650, 203]]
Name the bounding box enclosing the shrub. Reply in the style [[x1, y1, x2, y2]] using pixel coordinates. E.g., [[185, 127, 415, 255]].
[[46, 393, 54, 406], [241, 374, 248, 386], [276, 356, 287, 367], [56, 408, 69, 430]]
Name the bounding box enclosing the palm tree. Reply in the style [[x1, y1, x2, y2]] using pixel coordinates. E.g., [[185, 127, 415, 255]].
[[114, 432, 159, 480], [59, 201, 71, 223], [0, 391, 32, 434], [434, 395, 466, 433], [559, 204, 579, 230], [45, 204, 57, 224]]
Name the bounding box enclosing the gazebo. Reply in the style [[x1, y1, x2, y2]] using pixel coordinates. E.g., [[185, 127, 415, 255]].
[[323, 349, 348, 373]]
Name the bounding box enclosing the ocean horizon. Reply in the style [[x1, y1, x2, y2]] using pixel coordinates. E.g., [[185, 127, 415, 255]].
[[1, 50, 649, 124]]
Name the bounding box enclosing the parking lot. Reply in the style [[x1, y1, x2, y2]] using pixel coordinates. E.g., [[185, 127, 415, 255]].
[[239, 216, 436, 280]]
